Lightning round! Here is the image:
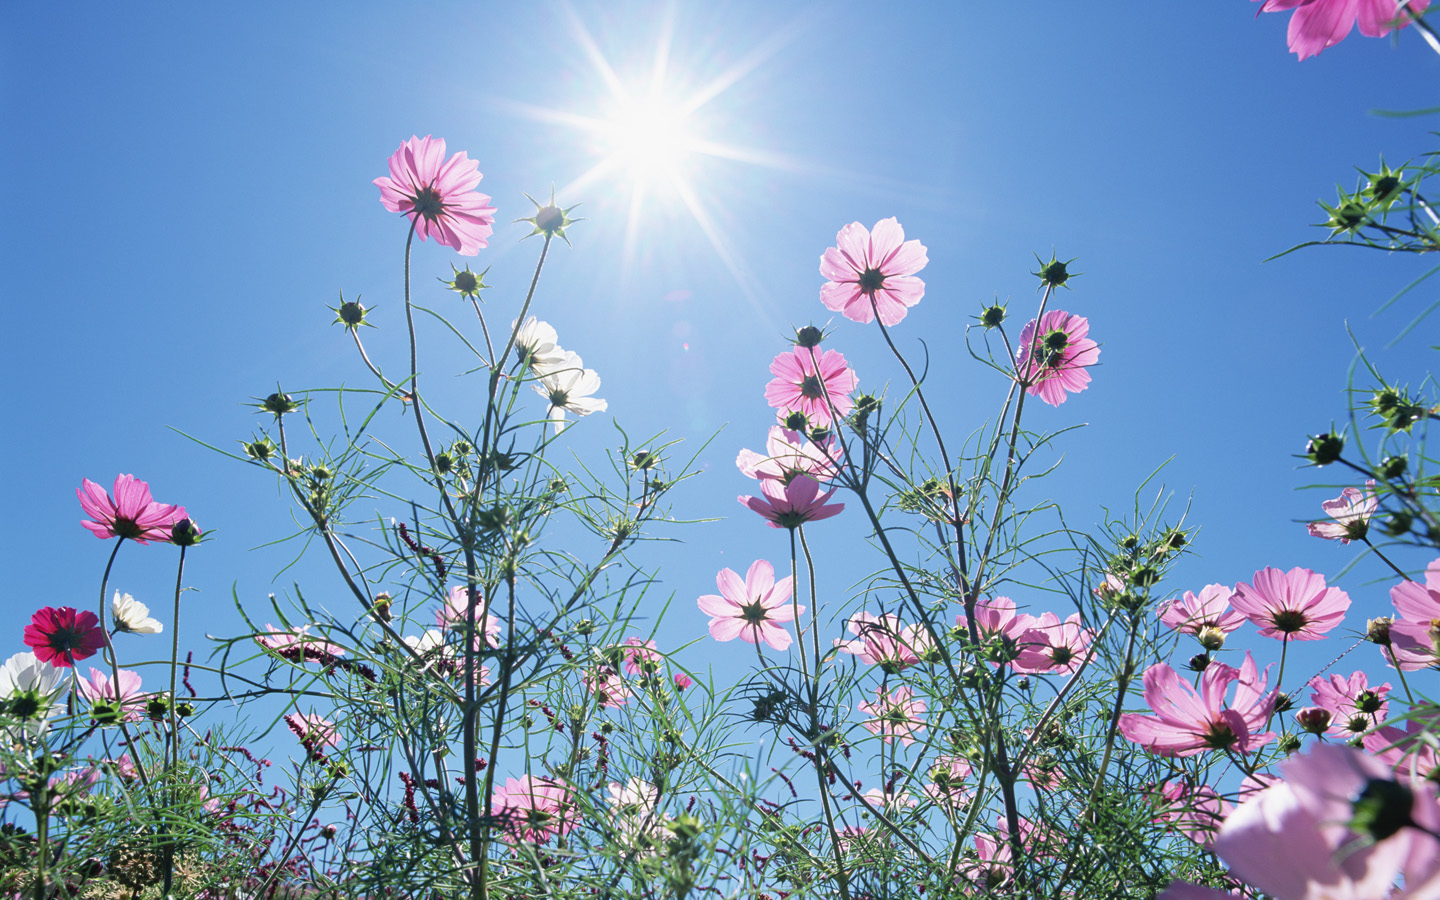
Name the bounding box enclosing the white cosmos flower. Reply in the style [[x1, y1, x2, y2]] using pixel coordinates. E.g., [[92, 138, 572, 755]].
[[534, 350, 607, 434], [0, 651, 67, 739], [112, 592, 163, 634], [512, 317, 569, 374]]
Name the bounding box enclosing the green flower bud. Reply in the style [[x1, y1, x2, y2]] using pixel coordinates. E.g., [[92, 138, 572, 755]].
[[979, 303, 1006, 329], [244, 436, 278, 461], [1033, 253, 1078, 289], [441, 263, 488, 299], [1305, 432, 1345, 466], [795, 325, 825, 348], [260, 392, 301, 416], [1277, 733, 1303, 754], [1380, 455, 1408, 480], [170, 518, 202, 547]]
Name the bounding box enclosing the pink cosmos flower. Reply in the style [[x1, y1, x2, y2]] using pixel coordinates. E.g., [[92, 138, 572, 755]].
[[1307, 480, 1378, 544], [763, 347, 858, 429], [736, 426, 842, 484], [1014, 310, 1100, 407], [492, 775, 575, 844], [955, 596, 1038, 664], [1118, 653, 1277, 757], [284, 712, 339, 761], [255, 624, 347, 659], [1157, 585, 1249, 641], [374, 135, 496, 255], [1208, 744, 1440, 900], [1386, 557, 1440, 670], [436, 585, 501, 648], [818, 218, 928, 327], [23, 607, 105, 669], [78, 475, 188, 544], [673, 672, 693, 691], [78, 667, 146, 722], [857, 685, 927, 746], [1230, 566, 1351, 641], [618, 638, 660, 676], [1012, 612, 1094, 674], [1255, 0, 1431, 61], [1363, 704, 1440, 781], [1152, 780, 1231, 848], [1308, 670, 1390, 738], [584, 666, 631, 709], [739, 474, 845, 529], [833, 612, 932, 672], [696, 560, 802, 652]]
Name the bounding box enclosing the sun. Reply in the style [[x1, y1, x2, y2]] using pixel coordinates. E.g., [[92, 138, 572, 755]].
[[498, 5, 813, 311]]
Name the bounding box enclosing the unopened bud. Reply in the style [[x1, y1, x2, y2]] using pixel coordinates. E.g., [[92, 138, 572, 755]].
[[1296, 707, 1332, 735]]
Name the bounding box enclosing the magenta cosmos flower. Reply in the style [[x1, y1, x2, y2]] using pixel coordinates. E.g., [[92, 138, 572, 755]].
[[764, 347, 858, 429], [696, 559, 802, 652], [1385, 557, 1440, 670], [1014, 310, 1100, 407], [492, 775, 575, 844], [374, 135, 497, 255], [1307, 480, 1377, 544], [1256, 0, 1431, 60], [856, 685, 927, 747], [1307, 670, 1389, 738], [78, 475, 187, 544], [833, 612, 932, 672], [1012, 612, 1094, 674], [1230, 566, 1350, 641], [23, 607, 105, 669], [739, 474, 845, 530], [1118, 653, 1277, 757], [818, 218, 928, 326], [618, 637, 660, 676]]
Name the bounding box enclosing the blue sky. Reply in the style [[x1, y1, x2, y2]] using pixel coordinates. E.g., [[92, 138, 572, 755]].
[[4, 3, 1439, 757]]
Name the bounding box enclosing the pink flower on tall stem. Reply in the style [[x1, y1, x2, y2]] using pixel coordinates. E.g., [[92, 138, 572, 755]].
[[1308, 670, 1390, 738], [1307, 480, 1378, 544], [833, 612, 932, 673], [23, 607, 105, 669], [374, 135, 496, 255], [1255, 0, 1431, 61], [618, 638, 660, 676], [1118, 653, 1277, 757], [736, 426, 843, 484], [818, 218, 928, 326], [955, 596, 1037, 664], [584, 666, 631, 709], [696, 560, 802, 652], [1157, 585, 1248, 642], [78, 668, 146, 722], [1014, 310, 1100, 407], [1012, 612, 1094, 674], [856, 685, 927, 746], [77, 475, 187, 544], [739, 475, 845, 530], [1230, 566, 1350, 641], [492, 775, 575, 844], [436, 585, 501, 648], [764, 347, 858, 429], [1386, 557, 1440, 670]]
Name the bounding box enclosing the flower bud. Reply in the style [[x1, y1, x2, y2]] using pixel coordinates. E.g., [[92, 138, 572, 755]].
[[442, 263, 487, 299], [631, 451, 658, 470], [1383, 512, 1413, 538], [794, 325, 825, 348], [1277, 733, 1303, 754], [1187, 653, 1211, 672], [1296, 706, 1332, 734], [244, 437, 278, 461], [1366, 616, 1394, 646], [1305, 432, 1344, 466], [1033, 254, 1075, 288], [170, 518, 202, 547], [261, 392, 301, 416], [371, 592, 392, 623], [1273, 691, 1294, 714], [1197, 626, 1226, 652], [979, 303, 1006, 329], [174, 701, 194, 717], [332, 299, 369, 329], [783, 411, 809, 432], [1380, 455, 1408, 480]]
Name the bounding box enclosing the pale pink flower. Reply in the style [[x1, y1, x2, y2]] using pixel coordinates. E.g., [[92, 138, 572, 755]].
[[1210, 744, 1440, 900], [856, 685, 927, 747], [255, 624, 347, 659], [77, 475, 187, 544], [1157, 584, 1249, 640], [606, 778, 666, 850], [584, 666, 631, 709], [618, 638, 660, 676], [436, 585, 501, 648], [373, 135, 496, 255], [1387, 558, 1440, 670], [818, 217, 928, 326], [955, 596, 1038, 664], [1308, 670, 1390, 738], [78, 667, 146, 722], [1255, 0, 1431, 61], [1118, 653, 1277, 757], [833, 612, 931, 672], [284, 713, 339, 760], [739, 474, 845, 529], [1231, 566, 1350, 641], [763, 347, 858, 429], [1152, 780, 1230, 847], [861, 786, 916, 811], [1363, 705, 1440, 781], [736, 426, 842, 484], [492, 775, 574, 844], [1014, 310, 1100, 407], [1307, 480, 1378, 544], [1012, 612, 1093, 674], [697, 560, 801, 652]]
